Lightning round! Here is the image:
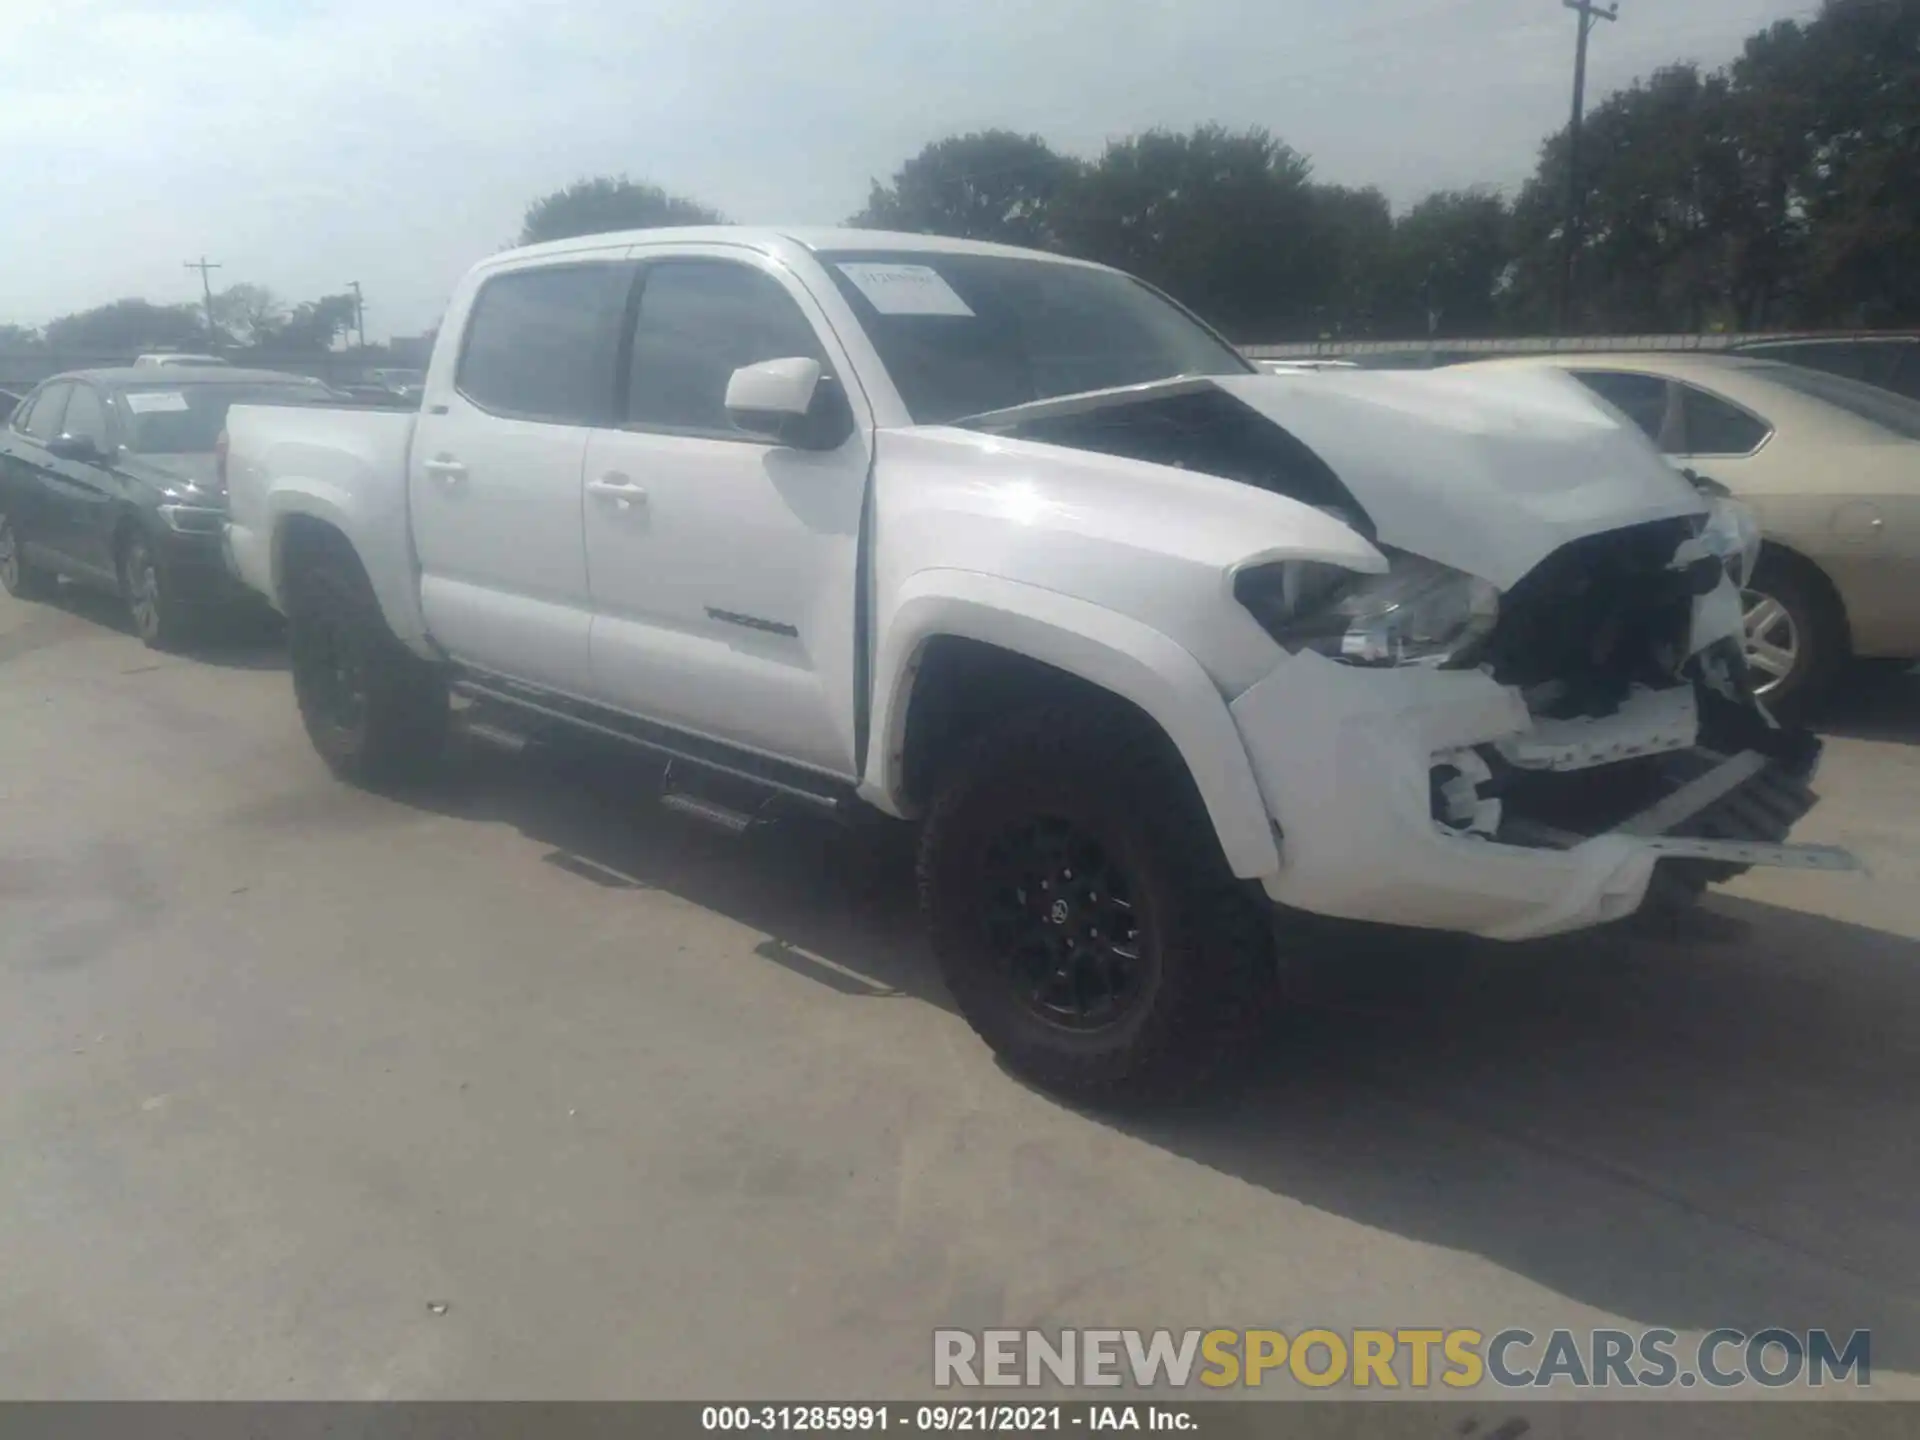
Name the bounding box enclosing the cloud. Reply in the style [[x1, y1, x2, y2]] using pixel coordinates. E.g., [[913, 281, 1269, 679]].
[[0, 0, 1814, 336]]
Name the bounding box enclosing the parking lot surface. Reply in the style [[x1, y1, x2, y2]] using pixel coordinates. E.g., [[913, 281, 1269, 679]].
[[3, 587, 1917, 1399]]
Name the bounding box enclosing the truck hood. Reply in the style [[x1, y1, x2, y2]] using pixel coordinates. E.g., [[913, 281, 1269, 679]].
[[958, 369, 1708, 590]]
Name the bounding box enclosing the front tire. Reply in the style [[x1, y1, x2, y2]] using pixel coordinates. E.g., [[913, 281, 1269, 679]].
[[287, 551, 448, 786], [917, 705, 1280, 1105], [0, 511, 58, 599]]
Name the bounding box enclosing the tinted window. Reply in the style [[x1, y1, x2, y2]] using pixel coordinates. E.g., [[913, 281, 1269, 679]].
[[18, 383, 71, 441], [626, 260, 829, 435], [1570, 370, 1673, 447], [59, 386, 109, 447], [1755, 362, 1920, 441], [115, 382, 333, 455], [457, 264, 630, 424], [820, 250, 1251, 425], [1678, 384, 1771, 455]]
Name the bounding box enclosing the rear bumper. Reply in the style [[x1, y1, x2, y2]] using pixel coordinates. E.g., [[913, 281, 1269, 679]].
[[1229, 652, 1858, 942]]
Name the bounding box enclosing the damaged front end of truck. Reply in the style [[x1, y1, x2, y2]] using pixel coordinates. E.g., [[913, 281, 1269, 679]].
[[959, 367, 1858, 938]]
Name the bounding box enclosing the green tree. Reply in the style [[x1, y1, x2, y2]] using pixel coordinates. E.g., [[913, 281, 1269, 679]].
[[520, 176, 725, 246], [848, 130, 1081, 248], [1306, 183, 1393, 337], [0, 323, 41, 351], [212, 283, 288, 347], [1056, 125, 1320, 340], [277, 294, 359, 352], [1758, 0, 1920, 327], [44, 299, 207, 353], [1385, 190, 1513, 338]]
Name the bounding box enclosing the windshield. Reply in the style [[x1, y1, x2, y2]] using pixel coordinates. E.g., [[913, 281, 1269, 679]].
[[114, 381, 332, 454], [1754, 361, 1920, 441], [819, 250, 1251, 425]]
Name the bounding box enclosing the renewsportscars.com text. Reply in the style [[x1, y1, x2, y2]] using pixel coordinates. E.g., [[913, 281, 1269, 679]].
[[933, 1327, 1871, 1391]]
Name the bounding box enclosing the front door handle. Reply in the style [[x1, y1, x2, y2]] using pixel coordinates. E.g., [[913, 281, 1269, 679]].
[[586, 473, 647, 509]]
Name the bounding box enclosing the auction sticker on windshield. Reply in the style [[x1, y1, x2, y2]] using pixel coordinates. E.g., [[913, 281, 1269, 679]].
[[836, 262, 975, 316], [125, 391, 191, 413]]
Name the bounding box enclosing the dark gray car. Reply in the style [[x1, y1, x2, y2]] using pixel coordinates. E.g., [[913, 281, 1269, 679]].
[[0, 366, 338, 647]]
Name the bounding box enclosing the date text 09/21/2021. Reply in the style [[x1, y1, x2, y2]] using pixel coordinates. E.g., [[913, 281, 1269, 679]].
[[701, 1405, 1190, 1432]]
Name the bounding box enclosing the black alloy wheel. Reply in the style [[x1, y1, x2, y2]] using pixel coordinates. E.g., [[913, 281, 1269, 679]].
[[983, 815, 1151, 1032]]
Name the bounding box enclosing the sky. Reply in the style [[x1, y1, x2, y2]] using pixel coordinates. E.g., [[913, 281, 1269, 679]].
[[1, 0, 1820, 340]]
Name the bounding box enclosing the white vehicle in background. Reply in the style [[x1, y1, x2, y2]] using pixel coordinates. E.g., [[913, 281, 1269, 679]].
[[1255, 358, 1360, 373], [217, 228, 1855, 1101], [135, 352, 229, 368], [1459, 352, 1920, 713]]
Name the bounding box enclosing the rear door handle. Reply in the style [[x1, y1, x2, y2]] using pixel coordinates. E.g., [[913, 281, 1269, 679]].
[[423, 457, 468, 487]]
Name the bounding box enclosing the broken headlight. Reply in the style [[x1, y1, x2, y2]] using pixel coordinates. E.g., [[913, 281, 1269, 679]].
[[1235, 550, 1500, 668]]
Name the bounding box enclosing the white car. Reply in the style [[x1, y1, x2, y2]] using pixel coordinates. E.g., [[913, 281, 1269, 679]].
[[134, 352, 229, 368], [216, 228, 1855, 1100], [1458, 352, 1920, 711]]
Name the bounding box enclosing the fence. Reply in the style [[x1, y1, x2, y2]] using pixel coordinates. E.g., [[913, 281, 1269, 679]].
[[0, 352, 387, 392], [5, 327, 1915, 392]]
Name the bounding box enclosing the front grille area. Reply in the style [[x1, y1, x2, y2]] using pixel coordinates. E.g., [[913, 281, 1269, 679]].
[[1478, 516, 1718, 717]]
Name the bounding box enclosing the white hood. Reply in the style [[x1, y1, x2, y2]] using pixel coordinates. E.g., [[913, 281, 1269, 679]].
[[960, 368, 1708, 591], [1214, 368, 1706, 589]]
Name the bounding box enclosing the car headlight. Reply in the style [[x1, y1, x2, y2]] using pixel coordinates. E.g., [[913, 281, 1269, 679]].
[[1234, 549, 1500, 668], [1698, 494, 1761, 589], [156, 504, 226, 534]]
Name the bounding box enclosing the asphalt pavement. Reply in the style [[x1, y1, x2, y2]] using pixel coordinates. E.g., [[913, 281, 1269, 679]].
[[2, 584, 1917, 1400]]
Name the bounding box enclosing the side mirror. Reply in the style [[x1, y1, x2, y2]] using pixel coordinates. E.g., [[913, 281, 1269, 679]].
[[46, 433, 104, 463], [724, 357, 852, 450]]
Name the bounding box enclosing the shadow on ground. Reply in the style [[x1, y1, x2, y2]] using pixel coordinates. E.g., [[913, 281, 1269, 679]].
[[1817, 661, 1920, 745], [29, 581, 288, 671], [409, 727, 1920, 1373]]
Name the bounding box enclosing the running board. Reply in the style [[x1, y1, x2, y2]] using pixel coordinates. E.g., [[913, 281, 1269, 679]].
[[450, 673, 855, 818], [1638, 836, 1862, 872], [659, 787, 758, 835]]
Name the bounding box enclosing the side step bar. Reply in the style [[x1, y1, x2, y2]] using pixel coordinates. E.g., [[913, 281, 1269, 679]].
[[449, 673, 857, 819]]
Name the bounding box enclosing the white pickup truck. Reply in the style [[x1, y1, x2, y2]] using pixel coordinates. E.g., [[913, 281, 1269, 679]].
[[220, 226, 1857, 1100]]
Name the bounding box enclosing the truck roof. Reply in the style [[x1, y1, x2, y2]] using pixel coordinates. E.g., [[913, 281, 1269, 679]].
[[488, 225, 1110, 273]]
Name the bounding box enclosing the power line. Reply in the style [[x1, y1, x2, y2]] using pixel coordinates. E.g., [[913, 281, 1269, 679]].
[[184, 256, 222, 343], [1557, 0, 1619, 334]]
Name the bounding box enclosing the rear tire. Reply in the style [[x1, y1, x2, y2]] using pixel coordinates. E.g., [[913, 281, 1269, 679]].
[[0, 511, 58, 599], [1742, 550, 1846, 720], [917, 704, 1280, 1105], [286, 549, 448, 786]]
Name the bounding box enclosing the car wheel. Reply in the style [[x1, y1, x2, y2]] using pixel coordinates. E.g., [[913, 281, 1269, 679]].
[[917, 704, 1282, 1105], [287, 551, 449, 787], [120, 531, 190, 650], [0, 511, 58, 599], [1741, 550, 1846, 718]]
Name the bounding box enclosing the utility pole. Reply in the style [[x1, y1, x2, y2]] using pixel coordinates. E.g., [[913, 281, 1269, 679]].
[[347, 281, 367, 351], [1557, 0, 1618, 335], [184, 256, 222, 346]]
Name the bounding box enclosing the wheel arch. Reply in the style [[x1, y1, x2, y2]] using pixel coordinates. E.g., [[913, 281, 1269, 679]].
[[264, 489, 432, 656], [1754, 538, 1853, 654], [861, 571, 1282, 881]]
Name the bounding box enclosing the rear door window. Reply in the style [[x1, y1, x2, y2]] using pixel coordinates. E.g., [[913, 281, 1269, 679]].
[[1569, 370, 1676, 449], [1676, 383, 1772, 456], [455, 263, 633, 425]]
